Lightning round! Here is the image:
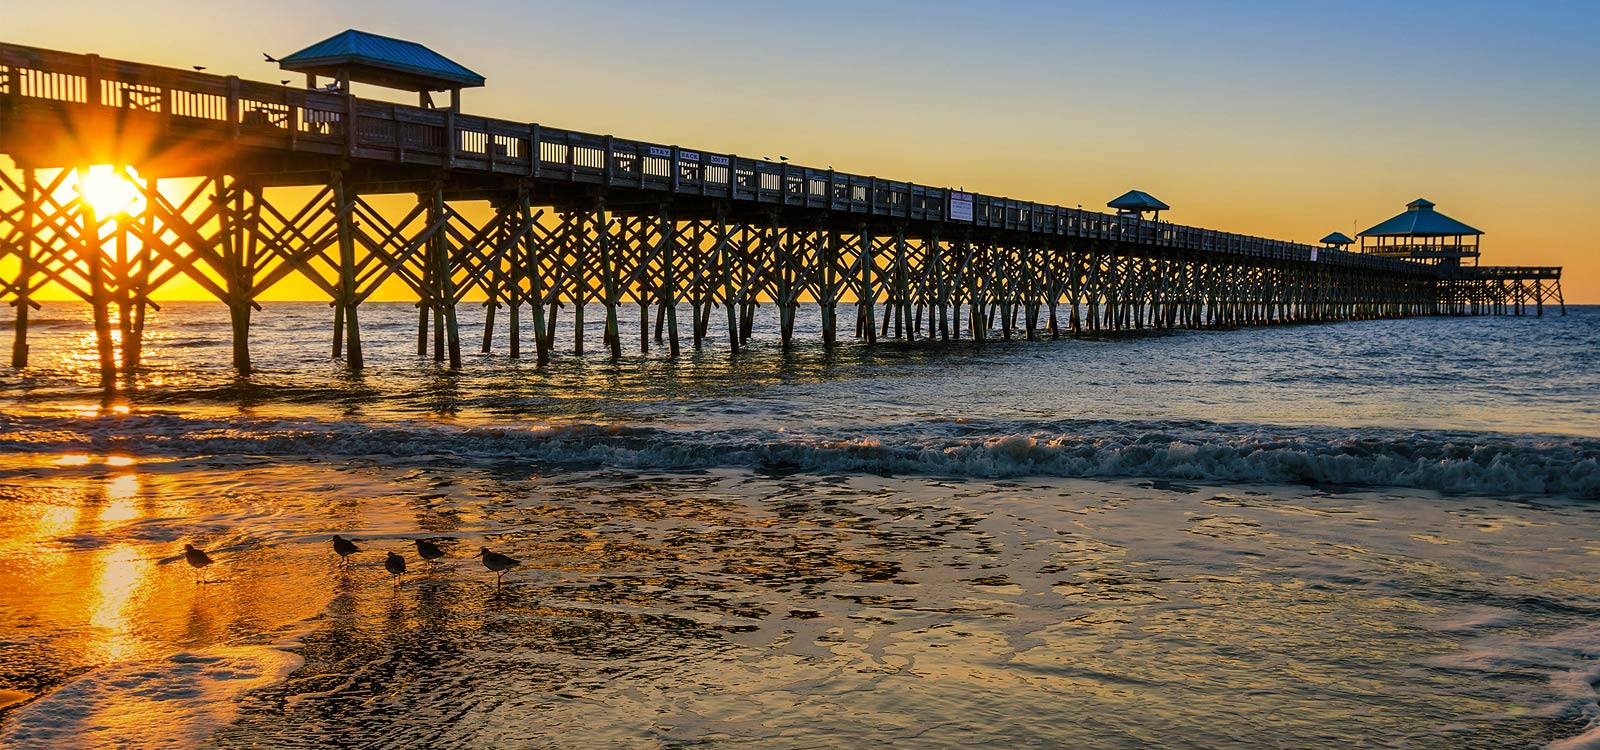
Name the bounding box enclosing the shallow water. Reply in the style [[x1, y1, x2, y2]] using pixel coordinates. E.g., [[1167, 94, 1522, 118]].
[[0, 303, 1597, 748]]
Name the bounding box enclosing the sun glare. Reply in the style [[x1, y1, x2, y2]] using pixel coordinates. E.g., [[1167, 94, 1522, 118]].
[[75, 165, 146, 218]]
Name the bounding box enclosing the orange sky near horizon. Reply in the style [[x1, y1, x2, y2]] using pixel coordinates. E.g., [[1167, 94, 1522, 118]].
[[3, 0, 1596, 303]]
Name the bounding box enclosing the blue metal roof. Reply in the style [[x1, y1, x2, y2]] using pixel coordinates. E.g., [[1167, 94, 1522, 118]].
[[1319, 232, 1355, 246], [1107, 190, 1169, 212], [1359, 199, 1482, 237], [279, 30, 485, 89]]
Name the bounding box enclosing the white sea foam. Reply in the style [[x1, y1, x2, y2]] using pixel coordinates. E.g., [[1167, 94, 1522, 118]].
[[0, 645, 301, 749], [1429, 622, 1600, 749], [2, 413, 1596, 498]]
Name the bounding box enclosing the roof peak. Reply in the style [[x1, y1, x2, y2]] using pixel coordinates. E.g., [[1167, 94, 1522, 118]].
[[1407, 198, 1436, 211]]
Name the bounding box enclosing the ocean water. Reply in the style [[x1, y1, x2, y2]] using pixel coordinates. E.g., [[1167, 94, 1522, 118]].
[[0, 301, 1597, 749]]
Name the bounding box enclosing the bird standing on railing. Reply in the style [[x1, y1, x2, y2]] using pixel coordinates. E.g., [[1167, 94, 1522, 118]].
[[183, 543, 214, 584], [476, 547, 520, 588], [331, 535, 361, 565]]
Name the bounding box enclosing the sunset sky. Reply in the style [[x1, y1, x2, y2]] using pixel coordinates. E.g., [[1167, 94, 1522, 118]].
[[7, 0, 1597, 301]]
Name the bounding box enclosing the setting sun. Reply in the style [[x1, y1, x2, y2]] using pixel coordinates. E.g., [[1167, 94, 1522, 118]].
[[74, 165, 145, 219]]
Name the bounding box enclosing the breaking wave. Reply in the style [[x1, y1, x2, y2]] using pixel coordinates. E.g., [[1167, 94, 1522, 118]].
[[3, 413, 1596, 499]]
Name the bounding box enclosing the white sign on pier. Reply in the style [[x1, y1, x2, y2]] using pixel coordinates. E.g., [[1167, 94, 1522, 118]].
[[949, 191, 974, 222]]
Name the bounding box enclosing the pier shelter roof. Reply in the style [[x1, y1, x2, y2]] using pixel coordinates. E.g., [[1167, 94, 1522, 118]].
[[1107, 190, 1170, 213], [1319, 232, 1355, 246], [1359, 199, 1482, 238], [278, 30, 485, 92]]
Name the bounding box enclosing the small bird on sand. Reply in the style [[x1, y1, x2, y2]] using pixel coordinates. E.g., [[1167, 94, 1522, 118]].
[[414, 538, 446, 563], [183, 543, 214, 583], [384, 551, 406, 585], [476, 547, 519, 588], [331, 535, 361, 565]]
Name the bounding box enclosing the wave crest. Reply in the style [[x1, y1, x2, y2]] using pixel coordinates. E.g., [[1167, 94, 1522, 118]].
[[2, 414, 1596, 498]]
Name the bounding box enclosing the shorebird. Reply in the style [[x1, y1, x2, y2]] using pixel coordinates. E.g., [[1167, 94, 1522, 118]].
[[476, 547, 520, 588], [331, 535, 361, 565], [384, 551, 406, 586], [183, 543, 214, 583], [415, 538, 446, 563]]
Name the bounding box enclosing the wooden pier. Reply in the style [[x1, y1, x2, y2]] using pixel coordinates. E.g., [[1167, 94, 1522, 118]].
[[0, 40, 1566, 384]]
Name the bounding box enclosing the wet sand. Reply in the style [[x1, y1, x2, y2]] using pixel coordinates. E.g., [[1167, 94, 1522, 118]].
[[3, 454, 1599, 748]]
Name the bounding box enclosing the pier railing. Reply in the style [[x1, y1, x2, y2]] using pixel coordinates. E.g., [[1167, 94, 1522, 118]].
[[2, 41, 1426, 275]]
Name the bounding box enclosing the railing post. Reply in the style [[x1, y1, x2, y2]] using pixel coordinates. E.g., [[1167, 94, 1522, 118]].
[[86, 54, 102, 107], [344, 88, 357, 157], [670, 145, 681, 194], [445, 109, 457, 169], [603, 135, 615, 184], [226, 76, 240, 140], [530, 123, 541, 178]]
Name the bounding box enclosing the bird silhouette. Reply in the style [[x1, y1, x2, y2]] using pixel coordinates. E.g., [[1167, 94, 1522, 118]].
[[183, 543, 214, 583], [280, 80, 291, 86], [384, 551, 406, 585], [192, 66, 206, 72], [415, 538, 446, 562], [779, 156, 789, 162], [476, 547, 520, 588], [263, 53, 278, 63], [331, 535, 361, 565]]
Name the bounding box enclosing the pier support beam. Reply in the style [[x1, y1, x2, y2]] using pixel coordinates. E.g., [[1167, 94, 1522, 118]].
[[220, 177, 254, 375], [332, 172, 363, 371], [659, 205, 681, 357], [78, 172, 117, 390], [414, 182, 463, 368], [9, 169, 38, 369]]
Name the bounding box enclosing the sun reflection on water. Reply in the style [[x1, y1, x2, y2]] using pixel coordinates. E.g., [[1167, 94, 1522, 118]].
[[99, 474, 142, 523], [87, 542, 154, 663]]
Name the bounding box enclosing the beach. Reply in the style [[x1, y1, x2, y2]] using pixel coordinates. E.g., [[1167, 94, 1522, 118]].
[[1, 302, 1597, 748]]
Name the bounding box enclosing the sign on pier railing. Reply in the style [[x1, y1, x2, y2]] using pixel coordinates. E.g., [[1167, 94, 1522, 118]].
[[948, 191, 974, 223]]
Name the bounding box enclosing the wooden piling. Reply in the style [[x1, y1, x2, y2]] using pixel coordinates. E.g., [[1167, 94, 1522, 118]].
[[426, 183, 461, 368], [332, 172, 363, 370], [858, 223, 877, 345], [219, 175, 252, 374], [77, 170, 117, 390], [10, 169, 36, 369]]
